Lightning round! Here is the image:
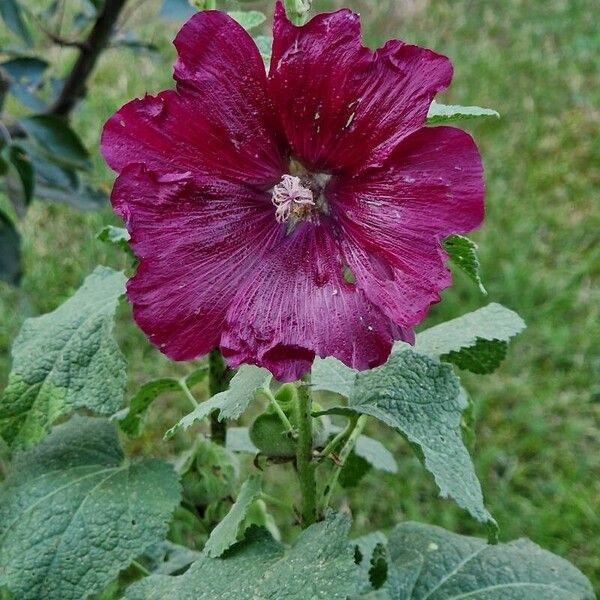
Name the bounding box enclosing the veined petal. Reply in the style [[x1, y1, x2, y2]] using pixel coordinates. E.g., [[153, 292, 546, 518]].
[[112, 164, 281, 361], [220, 221, 408, 382], [269, 1, 452, 174], [102, 11, 285, 186], [328, 126, 484, 326]]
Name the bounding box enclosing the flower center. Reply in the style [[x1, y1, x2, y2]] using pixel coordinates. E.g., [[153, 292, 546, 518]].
[[271, 161, 331, 226]]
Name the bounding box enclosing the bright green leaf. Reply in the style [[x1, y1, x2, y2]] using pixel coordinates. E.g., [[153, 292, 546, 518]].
[[165, 365, 272, 439], [427, 101, 500, 125], [0, 210, 22, 286], [443, 234, 486, 294], [19, 115, 91, 171], [205, 474, 262, 558], [0, 266, 127, 448], [316, 351, 494, 526], [228, 10, 266, 31], [0, 417, 181, 600], [0, 0, 32, 44], [384, 522, 595, 599], [124, 513, 361, 600], [97, 225, 133, 256], [415, 303, 526, 374]]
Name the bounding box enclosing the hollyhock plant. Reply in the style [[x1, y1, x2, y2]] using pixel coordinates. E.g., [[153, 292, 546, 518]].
[[101, 1, 484, 382]]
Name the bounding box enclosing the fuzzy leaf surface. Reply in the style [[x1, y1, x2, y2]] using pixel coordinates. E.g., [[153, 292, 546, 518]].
[[415, 303, 526, 374], [443, 234, 486, 293], [317, 352, 494, 525], [125, 513, 360, 600], [426, 101, 500, 124], [204, 474, 262, 558], [384, 522, 595, 599], [0, 417, 181, 600], [0, 266, 126, 448]]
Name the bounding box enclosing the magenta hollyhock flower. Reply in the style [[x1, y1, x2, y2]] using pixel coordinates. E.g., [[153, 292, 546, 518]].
[[101, 2, 484, 382]]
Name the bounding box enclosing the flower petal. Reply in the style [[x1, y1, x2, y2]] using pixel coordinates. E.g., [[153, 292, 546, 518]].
[[269, 1, 452, 173], [328, 126, 484, 327], [220, 221, 407, 382], [112, 164, 281, 361], [102, 11, 285, 185]]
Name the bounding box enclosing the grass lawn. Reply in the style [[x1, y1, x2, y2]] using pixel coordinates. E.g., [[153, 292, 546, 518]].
[[1, 0, 599, 591]]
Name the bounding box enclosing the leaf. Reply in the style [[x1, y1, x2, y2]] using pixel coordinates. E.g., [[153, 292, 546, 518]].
[[97, 224, 133, 256], [312, 356, 357, 398], [124, 512, 361, 600], [0, 266, 127, 448], [415, 303, 526, 374], [204, 474, 262, 558], [427, 101, 500, 125], [329, 425, 398, 474], [0, 210, 22, 286], [316, 351, 494, 526], [226, 426, 259, 454], [115, 368, 208, 436], [116, 379, 181, 436], [0, 417, 181, 600], [0, 0, 32, 44], [227, 11, 266, 31], [165, 365, 272, 439], [339, 452, 372, 488], [384, 521, 595, 599], [354, 532, 389, 594], [443, 234, 487, 294], [19, 115, 91, 171], [0, 57, 48, 84], [142, 541, 201, 575], [254, 35, 273, 63], [2, 144, 34, 217], [159, 0, 196, 20], [35, 181, 107, 210]]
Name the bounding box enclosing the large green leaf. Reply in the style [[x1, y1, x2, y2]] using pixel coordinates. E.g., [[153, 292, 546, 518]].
[[427, 101, 500, 125], [0, 210, 22, 286], [19, 115, 91, 171], [204, 474, 262, 558], [415, 303, 526, 374], [165, 365, 272, 438], [315, 352, 494, 526], [0, 266, 127, 448], [0, 0, 32, 44], [443, 234, 486, 294], [125, 513, 360, 599], [0, 417, 181, 600], [384, 522, 595, 599]]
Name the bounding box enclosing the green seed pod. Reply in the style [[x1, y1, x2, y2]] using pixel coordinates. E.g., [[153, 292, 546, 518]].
[[250, 412, 296, 458]]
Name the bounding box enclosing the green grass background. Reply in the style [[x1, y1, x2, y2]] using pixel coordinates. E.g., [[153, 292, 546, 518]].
[[1, 0, 599, 591]]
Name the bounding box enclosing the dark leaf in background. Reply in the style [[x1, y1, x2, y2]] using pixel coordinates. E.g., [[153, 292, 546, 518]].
[[2, 144, 34, 217], [1, 57, 50, 111], [0, 210, 22, 286], [19, 115, 91, 171], [0, 0, 32, 44]]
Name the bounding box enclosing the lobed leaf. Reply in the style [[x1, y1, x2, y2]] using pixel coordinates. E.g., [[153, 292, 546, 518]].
[[426, 101, 500, 125], [443, 234, 486, 294], [0, 417, 181, 600], [0, 266, 127, 448], [383, 521, 595, 599], [204, 474, 262, 558], [415, 303, 526, 374], [125, 512, 361, 599], [165, 365, 272, 439], [316, 351, 494, 526]]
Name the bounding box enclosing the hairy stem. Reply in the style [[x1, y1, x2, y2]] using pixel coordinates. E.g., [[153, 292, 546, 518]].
[[321, 414, 368, 511], [319, 417, 355, 461], [295, 381, 317, 526], [49, 0, 129, 117], [208, 349, 233, 445]]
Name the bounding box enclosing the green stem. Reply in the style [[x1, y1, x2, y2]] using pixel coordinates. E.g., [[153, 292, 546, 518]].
[[178, 377, 198, 409], [321, 415, 368, 511], [263, 388, 295, 436], [295, 381, 317, 527], [319, 418, 355, 461], [131, 560, 150, 576], [209, 349, 233, 445]]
